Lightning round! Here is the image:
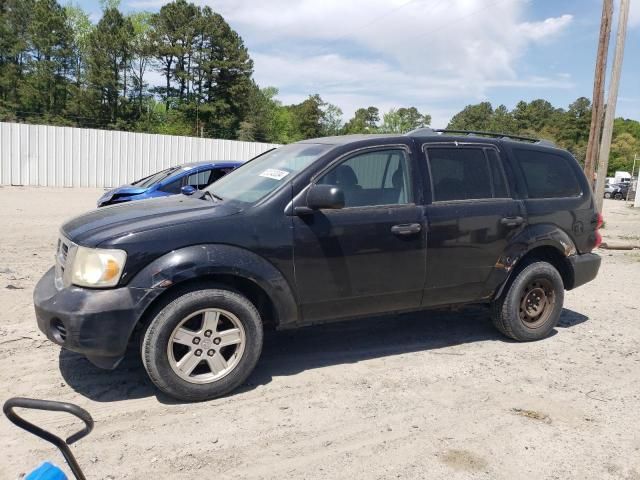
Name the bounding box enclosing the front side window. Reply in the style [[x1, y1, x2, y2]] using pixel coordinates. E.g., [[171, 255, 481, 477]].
[[316, 148, 411, 207], [206, 144, 332, 204], [514, 149, 582, 199], [159, 177, 183, 194], [426, 146, 507, 202]]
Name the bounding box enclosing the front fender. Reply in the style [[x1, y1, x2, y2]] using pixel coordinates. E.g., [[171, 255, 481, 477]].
[[485, 223, 576, 299], [128, 244, 299, 327]]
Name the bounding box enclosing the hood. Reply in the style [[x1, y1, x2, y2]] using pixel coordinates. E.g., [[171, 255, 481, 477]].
[[110, 185, 149, 195], [98, 185, 148, 204], [63, 195, 241, 246]]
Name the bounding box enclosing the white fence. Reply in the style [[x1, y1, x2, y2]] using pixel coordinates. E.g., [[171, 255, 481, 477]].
[[0, 122, 278, 188]]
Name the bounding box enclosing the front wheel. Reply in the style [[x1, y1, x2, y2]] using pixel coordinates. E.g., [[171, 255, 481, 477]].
[[604, 192, 612, 199], [141, 288, 263, 401], [491, 261, 564, 341], [614, 192, 623, 200]]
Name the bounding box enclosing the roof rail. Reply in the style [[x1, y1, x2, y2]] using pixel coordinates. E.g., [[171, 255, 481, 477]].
[[406, 128, 555, 146]]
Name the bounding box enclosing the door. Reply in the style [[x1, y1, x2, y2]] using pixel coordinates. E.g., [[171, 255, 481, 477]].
[[422, 144, 525, 306], [293, 146, 427, 324]]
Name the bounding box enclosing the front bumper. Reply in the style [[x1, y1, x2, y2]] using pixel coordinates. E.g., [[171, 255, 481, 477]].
[[34, 267, 155, 369], [568, 252, 601, 289]]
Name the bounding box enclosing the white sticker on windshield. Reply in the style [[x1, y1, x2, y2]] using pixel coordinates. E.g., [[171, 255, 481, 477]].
[[259, 168, 290, 180]]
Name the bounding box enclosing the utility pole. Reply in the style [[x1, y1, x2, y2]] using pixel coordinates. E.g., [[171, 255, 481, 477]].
[[584, 0, 613, 184], [633, 154, 640, 208], [627, 153, 636, 202], [594, 0, 630, 213]]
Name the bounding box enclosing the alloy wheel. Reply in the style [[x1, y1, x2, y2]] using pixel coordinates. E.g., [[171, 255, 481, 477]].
[[167, 308, 246, 384]]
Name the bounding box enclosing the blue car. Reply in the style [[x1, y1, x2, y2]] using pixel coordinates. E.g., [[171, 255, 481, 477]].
[[97, 161, 242, 207]]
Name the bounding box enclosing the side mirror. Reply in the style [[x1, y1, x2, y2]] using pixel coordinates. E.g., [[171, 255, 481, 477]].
[[181, 185, 197, 196], [306, 184, 345, 210]]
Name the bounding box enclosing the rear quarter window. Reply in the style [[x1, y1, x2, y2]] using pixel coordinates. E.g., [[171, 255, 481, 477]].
[[514, 149, 582, 199]]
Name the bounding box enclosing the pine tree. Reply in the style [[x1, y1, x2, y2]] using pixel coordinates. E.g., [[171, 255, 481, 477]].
[[86, 7, 133, 125]]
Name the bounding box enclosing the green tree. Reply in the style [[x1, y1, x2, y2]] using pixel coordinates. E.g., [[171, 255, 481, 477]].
[[19, 0, 72, 119], [609, 132, 639, 175], [512, 99, 561, 134], [150, 0, 197, 109], [289, 94, 325, 140], [320, 102, 343, 136], [0, 0, 36, 119], [128, 12, 153, 116], [197, 6, 253, 138], [488, 104, 517, 134], [343, 106, 379, 134], [447, 102, 493, 131], [380, 106, 430, 133], [64, 4, 92, 87], [86, 6, 133, 125]]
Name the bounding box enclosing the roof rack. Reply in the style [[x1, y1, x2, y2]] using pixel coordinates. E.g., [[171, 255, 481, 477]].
[[405, 128, 555, 147]]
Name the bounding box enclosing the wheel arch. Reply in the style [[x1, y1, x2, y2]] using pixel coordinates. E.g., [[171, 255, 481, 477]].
[[493, 224, 578, 299], [129, 244, 299, 331]]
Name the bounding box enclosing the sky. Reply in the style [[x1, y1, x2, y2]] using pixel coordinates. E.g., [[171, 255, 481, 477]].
[[79, 0, 639, 127]]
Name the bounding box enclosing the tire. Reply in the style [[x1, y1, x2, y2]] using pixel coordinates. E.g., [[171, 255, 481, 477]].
[[141, 288, 263, 401], [604, 192, 612, 199], [491, 261, 564, 342], [614, 193, 623, 200]]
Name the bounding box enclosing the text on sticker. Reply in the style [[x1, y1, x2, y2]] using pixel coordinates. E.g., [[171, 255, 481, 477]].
[[259, 169, 290, 180]]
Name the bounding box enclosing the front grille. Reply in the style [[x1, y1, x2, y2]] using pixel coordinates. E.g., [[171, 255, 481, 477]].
[[54, 236, 75, 289]]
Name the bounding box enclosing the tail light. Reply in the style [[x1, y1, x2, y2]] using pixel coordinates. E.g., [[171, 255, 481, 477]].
[[594, 212, 603, 249]]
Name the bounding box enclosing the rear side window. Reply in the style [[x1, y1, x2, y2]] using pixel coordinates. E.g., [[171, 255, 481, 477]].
[[514, 149, 581, 198], [186, 169, 213, 189], [426, 147, 507, 202]]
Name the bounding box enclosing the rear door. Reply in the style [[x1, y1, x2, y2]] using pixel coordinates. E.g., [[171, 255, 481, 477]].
[[507, 146, 595, 253], [422, 143, 525, 306]]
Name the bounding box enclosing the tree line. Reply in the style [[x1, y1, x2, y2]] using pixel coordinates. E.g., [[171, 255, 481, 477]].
[[1, 0, 638, 174], [0, 0, 430, 143], [447, 99, 639, 174]]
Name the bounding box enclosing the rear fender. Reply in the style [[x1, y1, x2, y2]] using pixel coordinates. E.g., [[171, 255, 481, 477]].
[[487, 224, 576, 299]]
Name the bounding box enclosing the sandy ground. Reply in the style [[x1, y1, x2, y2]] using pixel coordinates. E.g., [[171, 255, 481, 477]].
[[0, 187, 639, 480]]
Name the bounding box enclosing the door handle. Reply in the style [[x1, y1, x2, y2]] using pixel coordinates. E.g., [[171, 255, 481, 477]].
[[500, 216, 524, 227], [391, 223, 422, 235]]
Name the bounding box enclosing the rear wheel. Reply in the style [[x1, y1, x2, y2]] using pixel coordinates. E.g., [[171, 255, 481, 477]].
[[491, 261, 564, 341], [614, 192, 623, 200], [604, 192, 612, 199], [141, 288, 263, 401]]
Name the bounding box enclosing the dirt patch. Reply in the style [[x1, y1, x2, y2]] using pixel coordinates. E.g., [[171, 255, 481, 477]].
[[511, 408, 552, 424], [440, 449, 489, 472]]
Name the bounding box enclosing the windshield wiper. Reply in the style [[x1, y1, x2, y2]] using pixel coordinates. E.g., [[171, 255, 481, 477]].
[[198, 190, 222, 203]]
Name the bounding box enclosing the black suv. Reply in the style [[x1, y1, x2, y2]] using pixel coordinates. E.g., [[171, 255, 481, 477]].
[[34, 130, 602, 401]]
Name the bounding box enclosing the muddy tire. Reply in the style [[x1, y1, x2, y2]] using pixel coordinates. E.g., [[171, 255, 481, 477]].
[[491, 261, 564, 341]]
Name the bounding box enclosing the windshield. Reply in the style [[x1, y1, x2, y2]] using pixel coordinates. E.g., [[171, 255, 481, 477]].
[[206, 143, 333, 204], [133, 166, 179, 188]]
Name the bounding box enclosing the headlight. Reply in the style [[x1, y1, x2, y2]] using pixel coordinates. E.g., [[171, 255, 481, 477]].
[[70, 246, 127, 288]]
